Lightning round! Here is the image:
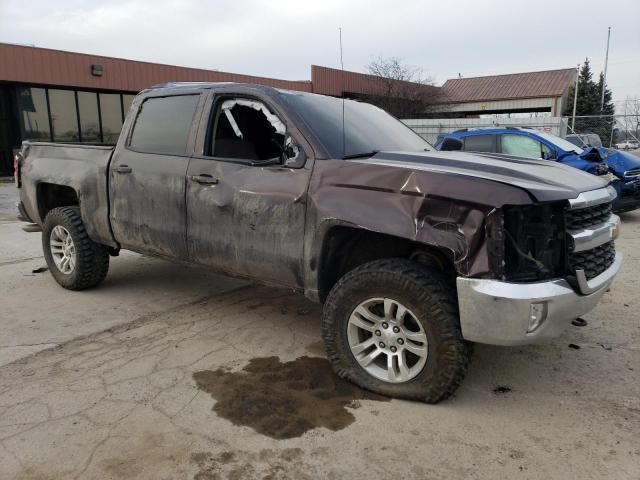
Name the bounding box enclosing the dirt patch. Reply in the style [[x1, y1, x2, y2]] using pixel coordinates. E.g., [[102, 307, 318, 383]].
[[191, 447, 316, 480], [193, 356, 389, 439], [304, 340, 326, 357]]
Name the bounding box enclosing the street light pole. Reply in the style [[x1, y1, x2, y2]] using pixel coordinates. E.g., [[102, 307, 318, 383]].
[[601, 26, 611, 110], [572, 64, 579, 131]]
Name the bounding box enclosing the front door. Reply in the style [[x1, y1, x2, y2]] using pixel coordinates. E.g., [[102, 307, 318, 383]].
[[109, 93, 202, 259], [186, 94, 310, 287]]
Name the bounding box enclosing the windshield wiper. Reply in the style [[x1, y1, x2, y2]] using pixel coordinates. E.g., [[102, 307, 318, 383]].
[[342, 150, 379, 160]]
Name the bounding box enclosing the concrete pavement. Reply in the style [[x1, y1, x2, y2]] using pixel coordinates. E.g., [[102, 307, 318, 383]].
[[0, 183, 638, 479]]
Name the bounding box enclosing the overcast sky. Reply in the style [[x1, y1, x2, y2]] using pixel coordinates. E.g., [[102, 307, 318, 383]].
[[1, 0, 639, 107]]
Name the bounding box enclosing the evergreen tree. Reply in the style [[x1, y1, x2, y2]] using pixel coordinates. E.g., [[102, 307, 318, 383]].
[[596, 72, 616, 146], [597, 72, 615, 116], [564, 58, 616, 146]]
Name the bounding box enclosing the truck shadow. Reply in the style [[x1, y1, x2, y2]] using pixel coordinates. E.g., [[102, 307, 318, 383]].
[[96, 252, 248, 294]]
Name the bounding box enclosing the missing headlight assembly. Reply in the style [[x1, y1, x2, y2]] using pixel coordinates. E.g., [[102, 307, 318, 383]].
[[501, 203, 567, 282]]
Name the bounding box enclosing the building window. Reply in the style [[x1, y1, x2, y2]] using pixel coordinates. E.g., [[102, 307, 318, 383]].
[[99, 93, 123, 144], [129, 95, 199, 155], [17, 87, 50, 141], [49, 89, 80, 142], [14, 87, 135, 145], [77, 91, 100, 142]]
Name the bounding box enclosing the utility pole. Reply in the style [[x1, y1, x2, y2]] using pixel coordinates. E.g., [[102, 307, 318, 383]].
[[572, 63, 580, 131], [601, 26, 611, 109]]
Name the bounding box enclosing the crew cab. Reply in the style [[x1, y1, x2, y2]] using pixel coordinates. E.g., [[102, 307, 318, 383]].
[[434, 127, 640, 213], [15, 83, 622, 402]]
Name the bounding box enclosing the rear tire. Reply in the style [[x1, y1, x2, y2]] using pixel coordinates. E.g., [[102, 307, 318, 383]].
[[42, 206, 110, 290], [321, 258, 472, 403]]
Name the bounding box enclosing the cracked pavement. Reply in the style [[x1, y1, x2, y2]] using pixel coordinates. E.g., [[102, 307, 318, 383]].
[[0, 183, 639, 479]]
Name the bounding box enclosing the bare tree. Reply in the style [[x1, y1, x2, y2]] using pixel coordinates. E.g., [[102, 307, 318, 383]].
[[620, 97, 640, 141], [366, 57, 440, 117]]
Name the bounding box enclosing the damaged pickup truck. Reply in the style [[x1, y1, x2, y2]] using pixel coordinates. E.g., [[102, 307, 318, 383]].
[[15, 83, 622, 403]]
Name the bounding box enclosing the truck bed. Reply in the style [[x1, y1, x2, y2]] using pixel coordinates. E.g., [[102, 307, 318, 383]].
[[19, 142, 116, 247]]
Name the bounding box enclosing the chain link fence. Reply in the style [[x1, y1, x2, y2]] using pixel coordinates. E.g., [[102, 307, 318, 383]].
[[401, 117, 566, 145], [563, 114, 640, 150], [400, 114, 640, 151]]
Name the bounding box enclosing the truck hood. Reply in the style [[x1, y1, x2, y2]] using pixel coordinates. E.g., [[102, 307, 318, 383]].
[[596, 147, 640, 178], [355, 150, 608, 202]]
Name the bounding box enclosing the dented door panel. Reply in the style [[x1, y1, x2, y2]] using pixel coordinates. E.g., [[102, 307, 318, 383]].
[[186, 157, 310, 287]]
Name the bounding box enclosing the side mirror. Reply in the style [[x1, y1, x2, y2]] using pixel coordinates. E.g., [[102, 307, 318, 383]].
[[283, 135, 307, 168], [543, 149, 557, 160], [440, 138, 463, 151]]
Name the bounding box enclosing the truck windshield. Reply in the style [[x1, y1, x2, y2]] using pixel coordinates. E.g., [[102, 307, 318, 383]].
[[535, 131, 584, 155], [280, 91, 432, 158]]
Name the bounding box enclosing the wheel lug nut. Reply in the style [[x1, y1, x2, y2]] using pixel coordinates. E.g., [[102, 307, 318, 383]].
[[393, 326, 400, 333], [375, 330, 381, 336], [397, 338, 404, 345], [382, 322, 389, 329], [390, 346, 397, 353], [379, 342, 385, 348]]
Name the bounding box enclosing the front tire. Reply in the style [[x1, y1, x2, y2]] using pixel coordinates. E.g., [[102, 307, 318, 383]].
[[42, 206, 110, 290], [321, 258, 472, 403]]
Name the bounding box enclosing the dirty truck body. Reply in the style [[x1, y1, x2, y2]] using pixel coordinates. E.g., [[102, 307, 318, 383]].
[[16, 83, 622, 402]]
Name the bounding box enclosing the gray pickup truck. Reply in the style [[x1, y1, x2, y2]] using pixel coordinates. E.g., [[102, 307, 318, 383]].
[[15, 83, 622, 402]]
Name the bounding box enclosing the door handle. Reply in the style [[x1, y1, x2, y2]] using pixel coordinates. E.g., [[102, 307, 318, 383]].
[[190, 174, 219, 185], [114, 165, 132, 174]]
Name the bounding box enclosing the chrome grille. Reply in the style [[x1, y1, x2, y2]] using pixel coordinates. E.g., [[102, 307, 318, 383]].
[[624, 167, 640, 178], [569, 241, 615, 280], [566, 188, 617, 281], [565, 202, 612, 230]]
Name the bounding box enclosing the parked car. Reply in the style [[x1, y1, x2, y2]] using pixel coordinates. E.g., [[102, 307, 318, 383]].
[[615, 140, 640, 150], [435, 127, 640, 213], [15, 83, 622, 403], [566, 133, 603, 148]]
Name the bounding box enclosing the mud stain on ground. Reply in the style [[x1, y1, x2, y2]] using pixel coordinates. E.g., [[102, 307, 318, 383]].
[[191, 447, 321, 480], [193, 356, 389, 439], [304, 340, 326, 357]]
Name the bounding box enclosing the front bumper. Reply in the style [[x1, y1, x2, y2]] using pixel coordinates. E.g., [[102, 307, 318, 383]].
[[456, 252, 623, 346], [613, 186, 640, 213]]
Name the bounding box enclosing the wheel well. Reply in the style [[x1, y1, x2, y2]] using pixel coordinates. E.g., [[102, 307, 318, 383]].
[[37, 183, 79, 221], [318, 226, 454, 302]]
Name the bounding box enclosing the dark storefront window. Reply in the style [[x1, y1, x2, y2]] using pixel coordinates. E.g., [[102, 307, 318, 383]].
[[12, 86, 135, 149], [77, 92, 100, 142], [0, 87, 15, 176], [17, 87, 50, 141], [99, 93, 123, 143], [49, 89, 79, 142], [3, 87, 137, 174]]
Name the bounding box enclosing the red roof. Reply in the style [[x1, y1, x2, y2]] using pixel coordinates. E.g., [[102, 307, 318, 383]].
[[440, 68, 576, 103], [0, 43, 312, 93], [0, 43, 575, 105], [311, 65, 440, 98]]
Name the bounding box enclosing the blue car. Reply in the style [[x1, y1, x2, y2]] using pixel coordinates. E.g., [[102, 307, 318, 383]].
[[434, 127, 640, 213]]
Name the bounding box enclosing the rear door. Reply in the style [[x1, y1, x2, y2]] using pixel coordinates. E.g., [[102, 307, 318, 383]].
[[462, 134, 497, 153], [109, 92, 203, 259], [185, 91, 311, 287]]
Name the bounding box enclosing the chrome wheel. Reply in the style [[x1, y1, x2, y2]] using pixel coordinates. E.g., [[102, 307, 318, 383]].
[[49, 225, 76, 274], [347, 297, 428, 383]]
